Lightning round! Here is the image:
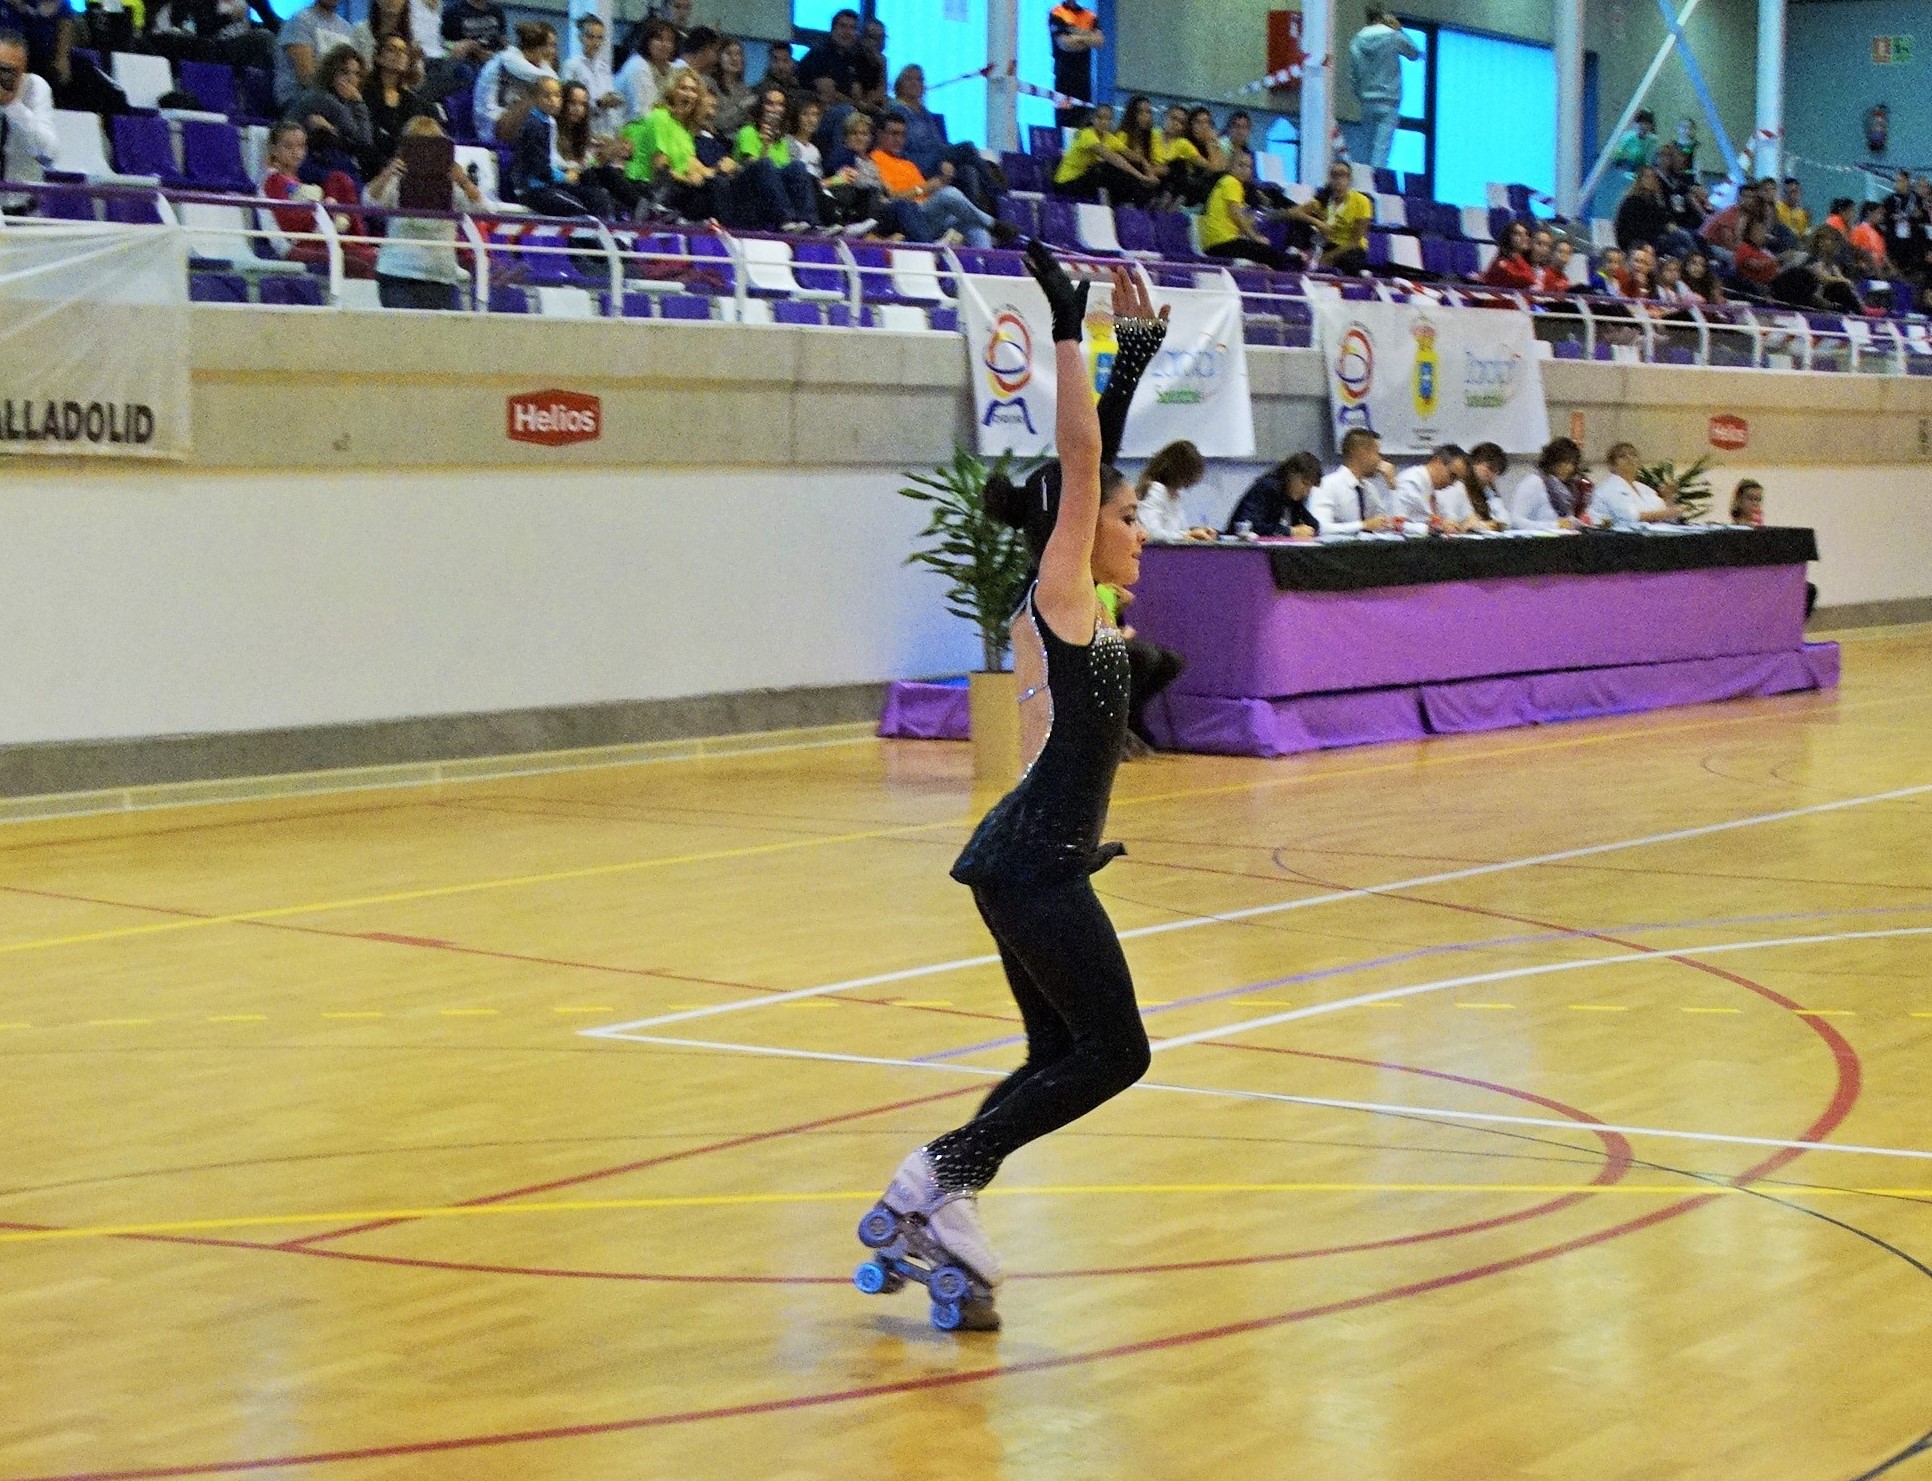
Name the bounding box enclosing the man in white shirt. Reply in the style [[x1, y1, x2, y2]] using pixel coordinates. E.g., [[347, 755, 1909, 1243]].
[[1391, 443, 1472, 526], [1590, 441, 1682, 527], [275, 0, 356, 106], [0, 31, 55, 212], [473, 20, 557, 143], [1309, 427, 1399, 534]]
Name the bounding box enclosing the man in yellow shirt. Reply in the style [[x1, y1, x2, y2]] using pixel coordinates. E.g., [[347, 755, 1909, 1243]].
[[1778, 176, 1811, 236], [1289, 159, 1373, 272], [1199, 151, 1300, 269]]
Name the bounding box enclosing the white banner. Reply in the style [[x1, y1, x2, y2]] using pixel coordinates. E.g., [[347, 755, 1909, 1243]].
[[962, 272, 1255, 459], [1312, 297, 1550, 456], [0, 223, 190, 459]]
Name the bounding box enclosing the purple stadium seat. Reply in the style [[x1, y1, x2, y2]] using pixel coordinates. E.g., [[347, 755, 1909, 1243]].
[[1113, 206, 1156, 255], [1259, 217, 1291, 253], [1487, 206, 1514, 242], [1027, 124, 1062, 157], [443, 87, 476, 141], [1243, 319, 1281, 347], [657, 293, 711, 320], [1420, 238, 1452, 277], [1450, 240, 1480, 277], [258, 274, 325, 306], [1506, 184, 1533, 214], [686, 233, 735, 294], [237, 66, 275, 121], [1038, 197, 1080, 250], [929, 305, 958, 332], [999, 152, 1043, 193], [105, 190, 166, 224], [790, 238, 848, 296], [1151, 210, 1195, 261], [111, 114, 185, 185], [40, 187, 98, 220], [599, 289, 655, 317], [1366, 231, 1391, 269], [522, 226, 595, 286], [1658, 345, 1696, 365], [188, 271, 249, 303], [1372, 168, 1398, 194], [952, 246, 1024, 275], [488, 285, 531, 313], [182, 120, 252, 193], [70, 46, 100, 72], [771, 300, 822, 326], [1552, 339, 1585, 359], [996, 194, 1038, 238], [178, 59, 236, 115], [1279, 299, 1314, 347]]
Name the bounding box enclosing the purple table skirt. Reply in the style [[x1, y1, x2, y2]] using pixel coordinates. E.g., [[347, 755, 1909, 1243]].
[[878, 678, 969, 740], [1146, 643, 1841, 757], [1132, 547, 1810, 699]]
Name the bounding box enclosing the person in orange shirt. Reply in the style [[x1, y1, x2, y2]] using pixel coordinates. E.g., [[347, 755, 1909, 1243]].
[[870, 112, 1017, 248], [1847, 200, 1892, 273]]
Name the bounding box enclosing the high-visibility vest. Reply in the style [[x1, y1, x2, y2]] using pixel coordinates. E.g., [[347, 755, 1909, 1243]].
[[1051, 4, 1097, 30]]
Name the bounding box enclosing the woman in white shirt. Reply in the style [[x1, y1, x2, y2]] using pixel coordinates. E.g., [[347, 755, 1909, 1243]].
[[615, 16, 677, 125], [1466, 441, 1512, 528], [1508, 435, 1584, 527], [1135, 439, 1214, 542], [1590, 441, 1682, 526]]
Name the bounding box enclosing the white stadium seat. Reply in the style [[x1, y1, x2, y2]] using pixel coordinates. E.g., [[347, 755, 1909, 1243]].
[[1461, 205, 1494, 242], [1389, 234, 1423, 271], [110, 51, 174, 110], [1074, 202, 1123, 254], [889, 247, 950, 304], [1374, 193, 1406, 227]]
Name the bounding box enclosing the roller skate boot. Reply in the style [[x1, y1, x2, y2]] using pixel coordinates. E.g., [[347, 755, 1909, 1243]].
[[852, 1148, 1002, 1332]]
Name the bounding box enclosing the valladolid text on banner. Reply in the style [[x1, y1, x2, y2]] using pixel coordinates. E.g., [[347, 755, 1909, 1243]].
[[1312, 295, 1551, 456], [960, 271, 1257, 459]]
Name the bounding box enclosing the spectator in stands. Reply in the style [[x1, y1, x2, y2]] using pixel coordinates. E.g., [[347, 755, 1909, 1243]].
[[439, 0, 504, 89], [1591, 442, 1681, 526], [615, 16, 675, 123], [1824, 197, 1852, 236], [1609, 108, 1657, 194], [735, 81, 818, 230], [564, 14, 624, 139], [1591, 246, 1625, 295], [1881, 169, 1926, 279], [261, 118, 375, 272], [1547, 237, 1584, 292], [1678, 251, 1723, 303], [1222, 109, 1252, 161], [1136, 440, 1214, 543], [1528, 228, 1570, 292], [870, 111, 1011, 248], [1728, 209, 1780, 294], [289, 43, 377, 178], [822, 106, 888, 229], [1200, 150, 1300, 270], [350, 0, 408, 63], [623, 65, 725, 221], [1771, 225, 1862, 313], [2, 0, 125, 112], [1290, 159, 1373, 274], [558, 76, 644, 214], [1778, 176, 1809, 236], [854, 16, 888, 112], [799, 9, 864, 112], [758, 42, 797, 94], [507, 75, 612, 216], [1348, 8, 1417, 169], [144, 0, 279, 73], [1226, 451, 1323, 537], [1158, 104, 1218, 208], [1392, 445, 1473, 527], [655, 0, 691, 45], [1730, 479, 1764, 525], [1622, 249, 1655, 300], [473, 19, 555, 144], [1465, 443, 1511, 528], [1049, 0, 1101, 127], [365, 113, 481, 308], [1482, 220, 1540, 290], [0, 28, 54, 211], [1849, 200, 1892, 275], [276, 0, 355, 105], [788, 92, 825, 186], [1105, 94, 1164, 208], [1310, 428, 1398, 534], [1652, 253, 1697, 305], [1507, 436, 1583, 527], [711, 35, 754, 135], [890, 64, 997, 213], [688, 75, 729, 169], [364, 34, 436, 167], [1052, 102, 1137, 204], [1614, 165, 1673, 253]]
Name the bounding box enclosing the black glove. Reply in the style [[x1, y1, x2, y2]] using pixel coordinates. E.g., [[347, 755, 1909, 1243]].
[[1024, 237, 1089, 343]]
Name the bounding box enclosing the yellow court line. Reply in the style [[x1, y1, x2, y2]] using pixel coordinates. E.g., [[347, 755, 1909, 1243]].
[[1569, 1004, 1630, 1012], [8, 1180, 1932, 1244], [1683, 1006, 1744, 1014], [0, 690, 1917, 962]]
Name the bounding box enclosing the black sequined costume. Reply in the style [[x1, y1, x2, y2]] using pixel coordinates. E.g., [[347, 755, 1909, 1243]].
[[922, 316, 1168, 1195]]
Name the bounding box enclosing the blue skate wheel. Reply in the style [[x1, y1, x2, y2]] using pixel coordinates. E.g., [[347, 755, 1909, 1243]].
[[930, 1265, 972, 1304], [857, 1206, 900, 1248], [931, 1299, 964, 1332], [853, 1259, 890, 1295]]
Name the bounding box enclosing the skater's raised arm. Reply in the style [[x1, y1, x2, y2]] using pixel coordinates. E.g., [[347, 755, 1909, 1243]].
[[1024, 240, 1101, 642], [1094, 272, 1170, 467]]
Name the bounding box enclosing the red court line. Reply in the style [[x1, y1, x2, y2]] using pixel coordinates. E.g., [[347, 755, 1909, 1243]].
[[275, 1083, 983, 1249]]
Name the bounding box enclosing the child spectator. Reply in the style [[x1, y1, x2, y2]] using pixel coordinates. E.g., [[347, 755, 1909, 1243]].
[[261, 118, 376, 273], [364, 113, 483, 308]]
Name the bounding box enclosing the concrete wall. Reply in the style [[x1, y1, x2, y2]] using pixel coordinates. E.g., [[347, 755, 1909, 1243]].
[[1784, 0, 1918, 219], [3, 307, 1928, 783]]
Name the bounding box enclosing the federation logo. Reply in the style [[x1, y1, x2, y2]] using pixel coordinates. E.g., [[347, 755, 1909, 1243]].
[[983, 309, 1033, 395], [1333, 321, 1376, 431], [1412, 320, 1440, 419]]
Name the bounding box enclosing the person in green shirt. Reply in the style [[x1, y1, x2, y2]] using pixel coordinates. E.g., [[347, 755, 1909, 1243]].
[[733, 82, 821, 228], [621, 68, 730, 220]]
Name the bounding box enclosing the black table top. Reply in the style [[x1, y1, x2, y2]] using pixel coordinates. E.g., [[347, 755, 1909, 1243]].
[[1150, 527, 1820, 593]]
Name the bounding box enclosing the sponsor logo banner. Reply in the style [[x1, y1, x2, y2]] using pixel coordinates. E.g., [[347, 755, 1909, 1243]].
[[1312, 297, 1551, 455], [960, 273, 1255, 458], [1708, 413, 1749, 450], [507, 389, 603, 447], [0, 224, 190, 460]]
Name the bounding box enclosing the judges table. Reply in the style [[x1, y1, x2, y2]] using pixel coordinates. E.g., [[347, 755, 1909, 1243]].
[[1130, 528, 1838, 758]]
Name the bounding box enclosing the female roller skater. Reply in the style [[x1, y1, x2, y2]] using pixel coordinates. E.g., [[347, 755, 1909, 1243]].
[[855, 241, 1170, 1332]]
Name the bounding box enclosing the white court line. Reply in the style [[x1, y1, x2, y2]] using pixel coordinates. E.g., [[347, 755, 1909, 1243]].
[[593, 1029, 1932, 1164], [583, 780, 1932, 1039]]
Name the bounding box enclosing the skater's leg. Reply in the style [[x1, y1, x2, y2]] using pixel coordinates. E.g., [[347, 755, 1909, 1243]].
[[969, 892, 1076, 1124], [923, 877, 1147, 1193]]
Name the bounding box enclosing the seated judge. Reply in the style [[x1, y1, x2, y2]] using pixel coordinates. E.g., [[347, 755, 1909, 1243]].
[[1225, 451, 1323, 537], [1465, 442, 1513, 529], [1391, 444, 1474, 528], [1137, 439, 1217, 542], [1507, 436, 1585, 528], [1308, 428, 1398, 534], [1589, 441, 1683, 526]]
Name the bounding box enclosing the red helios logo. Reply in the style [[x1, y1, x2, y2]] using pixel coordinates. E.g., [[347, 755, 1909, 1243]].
[[1708, 413, 1749, 451], [507, 389, 602, 446]]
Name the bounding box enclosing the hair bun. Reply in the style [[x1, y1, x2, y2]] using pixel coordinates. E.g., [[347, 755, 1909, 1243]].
[[982, 471, 1029, 529]]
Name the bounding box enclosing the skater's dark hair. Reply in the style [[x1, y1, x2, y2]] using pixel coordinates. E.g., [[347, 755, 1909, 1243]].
[[985, 461, 1131, 560]]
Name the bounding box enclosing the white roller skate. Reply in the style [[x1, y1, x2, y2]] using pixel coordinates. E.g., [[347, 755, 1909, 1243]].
[[852, 1148, 1002, 1332]]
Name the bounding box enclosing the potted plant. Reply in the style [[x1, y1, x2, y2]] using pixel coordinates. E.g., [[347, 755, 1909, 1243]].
[[900, 444, 1040, 783], [1638, 453, 1716, 521]]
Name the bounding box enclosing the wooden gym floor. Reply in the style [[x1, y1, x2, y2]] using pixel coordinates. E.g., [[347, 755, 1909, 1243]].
[[3, 627, 1931, 1481]]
